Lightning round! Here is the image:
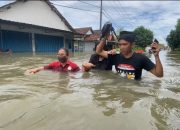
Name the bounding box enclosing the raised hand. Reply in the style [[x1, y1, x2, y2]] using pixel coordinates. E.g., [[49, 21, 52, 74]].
[[150, 42, 160, 57], [100, 22, 112, 40]]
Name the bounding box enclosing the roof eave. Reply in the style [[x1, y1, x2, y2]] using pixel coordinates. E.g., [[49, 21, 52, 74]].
[[45, 0, 75, 33], [0, 19, 74, 34]]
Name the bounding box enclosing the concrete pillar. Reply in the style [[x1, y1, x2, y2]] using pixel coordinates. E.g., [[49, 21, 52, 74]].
[[0, 31, 3, 48], [32, 33, 35, 53], [63, 36, 66, 48]]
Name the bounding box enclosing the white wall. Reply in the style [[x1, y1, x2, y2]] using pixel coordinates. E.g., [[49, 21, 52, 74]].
[[84, 42, 95, 52], [0, 1, 71, 32], [86, 30, 93, 35]]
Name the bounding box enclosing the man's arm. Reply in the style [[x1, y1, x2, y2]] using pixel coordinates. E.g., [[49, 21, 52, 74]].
[[96, 38, 108, 58], [149, 42, 163, 77], [150, 55, 163, 77], [26, 67, 44, 74], [71, 62, 80, 72], [82, 63, 95, 72]]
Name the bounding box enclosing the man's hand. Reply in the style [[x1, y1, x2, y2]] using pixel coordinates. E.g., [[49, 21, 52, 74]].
[[150, 42, 160, 57], [107, 49, 116, 55], [149, 42, 163, 77], [82, 63, 95, 72], [26, 67, 43, 74], [100, 22, 112, 40]]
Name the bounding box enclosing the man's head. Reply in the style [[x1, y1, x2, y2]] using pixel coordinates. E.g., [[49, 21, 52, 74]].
[[118, 31, 136, 55], [57, 48, 69, 63], [154, 38, 159, 44]]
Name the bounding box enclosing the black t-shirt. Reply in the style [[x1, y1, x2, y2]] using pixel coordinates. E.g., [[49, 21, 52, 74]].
[[89, 54, 112, 70], [108, 52, 155, 80]]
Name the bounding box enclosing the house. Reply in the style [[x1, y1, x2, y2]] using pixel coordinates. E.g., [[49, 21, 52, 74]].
[[84, 30, 101, 51], [0, 0, 75, 52], [74, 27, 100, 52]]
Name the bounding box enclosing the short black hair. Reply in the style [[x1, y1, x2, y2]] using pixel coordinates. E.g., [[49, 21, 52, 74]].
[[154, 38, 159, 44], [119, 31, 136, 44], [60, 48, 69, 56]]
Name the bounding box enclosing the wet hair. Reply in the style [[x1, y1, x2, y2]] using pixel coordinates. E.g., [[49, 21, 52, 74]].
[[94, 43, 112, 51], [154, 38, 159, 44], [118, 31, 136, 44], [60, 48, 69, 56]]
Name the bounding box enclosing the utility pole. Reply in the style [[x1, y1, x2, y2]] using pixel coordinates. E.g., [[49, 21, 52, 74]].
[[100, 0, 102, 30]]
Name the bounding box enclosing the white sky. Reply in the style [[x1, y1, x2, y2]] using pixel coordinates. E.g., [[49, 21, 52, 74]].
[[1, 1, 180, 45]]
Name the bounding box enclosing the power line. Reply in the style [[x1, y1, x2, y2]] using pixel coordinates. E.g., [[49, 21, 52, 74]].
[[102, 2, 133, 29], [117, 1, 147, 29], [52, 1, 124, 29], [102, 11, 121, 29], [52, 3, 99, 13], [75, 0, 124, 29], [102, 6, 123, 29], [78, 0, 100, 8], [111, 1, 135, 28], [100, 0, 102, 30]]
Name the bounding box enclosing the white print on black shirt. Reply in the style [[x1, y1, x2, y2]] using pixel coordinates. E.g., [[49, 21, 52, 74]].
[[116, 64, 135, 80]]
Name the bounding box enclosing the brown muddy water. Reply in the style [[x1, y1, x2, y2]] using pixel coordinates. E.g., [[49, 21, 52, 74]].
[[0, 51, 179, 130]]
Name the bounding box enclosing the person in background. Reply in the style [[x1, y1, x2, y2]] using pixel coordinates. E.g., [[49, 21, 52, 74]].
[[0, 48, 12, 54], [0, 49, 2, 54], [82, 35, 116, 72], [149, 38, 159, 54], [27, 48, 80, 74], [96, 30, 163, 80]]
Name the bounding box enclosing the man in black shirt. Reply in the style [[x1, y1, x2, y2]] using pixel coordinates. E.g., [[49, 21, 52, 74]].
[[82, 41, 116, 72], [96, 31, 163, 80], [82, 52, 113, 72]]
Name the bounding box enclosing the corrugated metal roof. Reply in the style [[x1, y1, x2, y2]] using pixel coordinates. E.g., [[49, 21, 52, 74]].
[[84, 30, 101, 42], [75, 27, 93, 35], [0, 0, 75, 32]]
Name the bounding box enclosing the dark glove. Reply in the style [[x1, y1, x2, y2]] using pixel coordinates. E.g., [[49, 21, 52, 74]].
[[100, 22, 112, 40]]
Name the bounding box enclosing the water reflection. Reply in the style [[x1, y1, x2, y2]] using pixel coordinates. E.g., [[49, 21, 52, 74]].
[[151, 98, 180, 130], [81, 71, 153, 116], [0, 51, 180, 130]]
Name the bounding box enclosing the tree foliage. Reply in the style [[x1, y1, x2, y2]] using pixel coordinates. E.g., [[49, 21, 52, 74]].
[[134, 26, 154, 48], [166, 19, 180, 50]]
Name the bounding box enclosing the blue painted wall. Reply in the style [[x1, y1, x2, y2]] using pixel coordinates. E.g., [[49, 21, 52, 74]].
[[66, 39, 74, 52], [0, 31, 2, 49], [1, 30, 32, 52], [35, 34, 64, 52]]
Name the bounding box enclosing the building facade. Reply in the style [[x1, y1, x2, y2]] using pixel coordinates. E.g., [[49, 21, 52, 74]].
[[0, 0, 74, 52], [74, 27, 100, 52]]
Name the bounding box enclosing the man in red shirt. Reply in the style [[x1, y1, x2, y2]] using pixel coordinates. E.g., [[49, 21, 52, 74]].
[[27, 48, 80, 74]]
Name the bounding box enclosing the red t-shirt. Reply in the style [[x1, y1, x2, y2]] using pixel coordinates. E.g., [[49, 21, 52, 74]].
[[44, 61, 80, 72]]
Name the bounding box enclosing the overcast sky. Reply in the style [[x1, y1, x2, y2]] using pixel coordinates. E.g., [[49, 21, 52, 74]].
[[1, 1, 180, 45]]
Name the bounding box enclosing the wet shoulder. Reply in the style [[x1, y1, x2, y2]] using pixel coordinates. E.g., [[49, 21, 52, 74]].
[[90, 53, 99, 59], [68, 60, 79, 67], [108, 53, 121, 58], [133, 52, 147, 60], [49, 61, 60, 66]]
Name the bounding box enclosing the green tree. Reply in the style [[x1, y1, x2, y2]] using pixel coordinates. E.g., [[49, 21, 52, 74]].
[[166, 30, 177, 51], [175, 19, 180, 42], [166, 19, 180, 50], [134, 26, 154, 48]]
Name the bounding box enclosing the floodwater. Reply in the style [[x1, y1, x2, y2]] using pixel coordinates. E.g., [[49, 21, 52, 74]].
[[0, 51, 179, 130]]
